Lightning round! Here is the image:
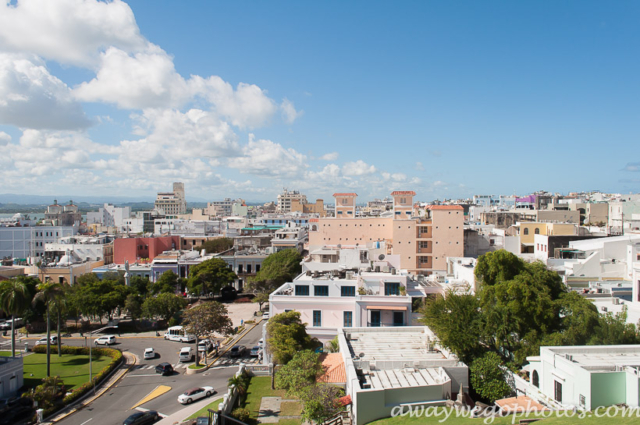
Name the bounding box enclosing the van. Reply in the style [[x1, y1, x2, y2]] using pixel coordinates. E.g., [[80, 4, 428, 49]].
[[94, 335, 116, 345], [179, 346, 193, 362]]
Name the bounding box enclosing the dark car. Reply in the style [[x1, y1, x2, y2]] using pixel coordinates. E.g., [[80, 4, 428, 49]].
[[123, 410, 160, 425], [155, 362, 174, 376], [229, 345, 246, 358]]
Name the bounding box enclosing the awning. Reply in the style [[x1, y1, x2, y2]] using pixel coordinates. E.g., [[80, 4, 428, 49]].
[[366, 305, 407, 311]]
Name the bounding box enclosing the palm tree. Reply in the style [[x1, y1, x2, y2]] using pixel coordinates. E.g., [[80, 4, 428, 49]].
[[0, 279, 32, 357], [50, 295, 67, 357], [33, 281, 64, 377], [228, 374, 249, 396]]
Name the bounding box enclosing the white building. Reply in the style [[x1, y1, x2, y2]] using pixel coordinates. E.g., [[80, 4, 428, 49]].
[[0, 226, 78, 262], [155, 182, 187, 217], [527, 345, 640, 410], [277, 189, 307, 213], [86, 203, 131, 228], [44, 235, 113, 264], [271, 221, 308, 253], [338, 326, 468, 425]]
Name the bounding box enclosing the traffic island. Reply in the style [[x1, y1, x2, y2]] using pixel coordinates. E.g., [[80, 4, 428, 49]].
[[185, 363, 208, 375]]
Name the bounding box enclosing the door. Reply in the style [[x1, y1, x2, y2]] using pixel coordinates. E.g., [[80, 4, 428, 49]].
[[393, 311, 404, 326], [370, 310, 381, 327]]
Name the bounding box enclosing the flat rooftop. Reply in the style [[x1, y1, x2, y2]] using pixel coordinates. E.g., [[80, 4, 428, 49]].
[[367, 367, 447, 389], [346, 327, 444, 362], [545, 345, 640, 371]]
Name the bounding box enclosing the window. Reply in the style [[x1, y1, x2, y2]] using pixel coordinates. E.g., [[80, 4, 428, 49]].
[[532, 370, 539, 388], [385, 282, 400, 295], [523, 228, 529, 235], [554, 381, 562, 403], [344, 311, 353, 327], [579, 394, 585, 407], [295, 285, 310, 296], [341, 286, 355, 297], [313, 310, 322, 327], [314, 286, 329, 296], [534, 228, 540, 235]]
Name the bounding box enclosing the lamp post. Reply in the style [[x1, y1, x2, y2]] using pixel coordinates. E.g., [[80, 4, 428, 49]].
[[87, 325, 118, 394]]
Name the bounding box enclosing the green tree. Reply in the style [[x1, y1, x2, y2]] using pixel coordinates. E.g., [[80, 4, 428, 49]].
[[267, 311, 317, 365], [125, 294, 143, 326], [276, 350, 323, 396], [197, 238, 234, 254], [0, 278, 32, 357], [182, 301, 233, 365], [151, 270, 179, 295], [420, 292, 484, 364], [33, 281, 64, 377], [130, 275, 151, 298], [589, 308, 640, 345], [299, 384, 345, 424], [475, 249, 526, 287], [550, 291, 600, 345], [187, 258, 237, 296], [326, 336, 339, 353], [469, 352, 512, 402], [249, 249, 303, 290], [142, 293, 187, 321], [252, 291, 270, 311], [50, 295, 67, 357], [228, 374, 250, 396]]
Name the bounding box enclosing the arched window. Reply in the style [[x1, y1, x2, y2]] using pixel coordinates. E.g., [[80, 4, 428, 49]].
[[523, 228, 529, 235], [534, 228, 540, 235], [532, 370, 539, 388], [311, 225, 318, 232]]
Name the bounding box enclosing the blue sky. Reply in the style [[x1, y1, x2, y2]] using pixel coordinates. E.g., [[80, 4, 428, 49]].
[[0, 0, 638, 202]]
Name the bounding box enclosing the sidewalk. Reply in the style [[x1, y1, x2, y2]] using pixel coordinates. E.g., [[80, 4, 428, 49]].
[[155, 396, 216, 425], [44, 351, 137, 423]]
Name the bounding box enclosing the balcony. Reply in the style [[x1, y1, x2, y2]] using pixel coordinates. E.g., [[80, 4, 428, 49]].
[[367, 322, 407, 327], [417, 245, 432, 254], [416, 227, 432, 239], [416, 257, 432, 269]]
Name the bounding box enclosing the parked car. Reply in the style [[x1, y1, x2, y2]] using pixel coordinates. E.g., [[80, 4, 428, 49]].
[[123, 410, 160, 425], [0, 318, 23, 330], [143, 347, 156, 360], [198, 339, 213, 354], [177, 386, 215, 404], [94, 335, 116, 345], [179, 346, 194, 362], [250, 346, 261, 357], [229, 345, 246, 358], [258, 338, 264, 347], [155, 362, 173, 376], [35, 335, 58, 346]]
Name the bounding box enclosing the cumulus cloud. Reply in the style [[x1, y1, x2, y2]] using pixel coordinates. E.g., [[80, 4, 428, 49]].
[[0, 0, 146, 67], [0, 53, 92, 130], [342, 160, 377, 176], [280, 98, 303, 124], [228, 135, 307, 178], [0, 131, 11, 146], [382, 172, 407, 182], [319, 152, 339, 161]]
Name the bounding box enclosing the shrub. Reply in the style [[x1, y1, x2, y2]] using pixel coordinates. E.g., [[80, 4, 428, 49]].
[[168, 317, 179, 327], [231, 408, 250, 422]]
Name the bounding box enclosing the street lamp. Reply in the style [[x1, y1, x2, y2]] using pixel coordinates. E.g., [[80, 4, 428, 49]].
[[86, 325, 118, 394]]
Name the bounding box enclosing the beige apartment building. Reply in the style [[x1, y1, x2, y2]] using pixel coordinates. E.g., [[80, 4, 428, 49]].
[[309, 191, 463, 274], [155, 182, 187, 217]]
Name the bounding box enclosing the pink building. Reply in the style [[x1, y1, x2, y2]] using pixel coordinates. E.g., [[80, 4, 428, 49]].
[[309, 191, 464, 274]]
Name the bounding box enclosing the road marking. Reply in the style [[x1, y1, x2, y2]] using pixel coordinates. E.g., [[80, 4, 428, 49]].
[[80, 419, 93, 425], [126, 373, 162, 377], [131, 384, 172, 409]]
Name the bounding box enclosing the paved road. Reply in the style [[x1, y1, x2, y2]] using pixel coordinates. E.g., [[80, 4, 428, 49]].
[[56, 323, 264, 425]]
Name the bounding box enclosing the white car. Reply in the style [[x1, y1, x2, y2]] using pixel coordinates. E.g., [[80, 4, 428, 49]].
[[179, 346, 193, 362], [197, 339, 212, 354], [35, 336, 58, 346], [143, 347, 155, 360], [177, 386, 215, 404], [94, 335, 116, 345]]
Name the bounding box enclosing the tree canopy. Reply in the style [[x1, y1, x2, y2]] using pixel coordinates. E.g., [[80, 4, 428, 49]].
[[267, 311, 318, 365], [196, 238, 234, 254], [142, 293, 186, 321], [187, 258, 237, 296], [469, 352, 512, 402], [182, 301, 233, 365], [248, 249, 302, 292], [276, 350, 323, 396]]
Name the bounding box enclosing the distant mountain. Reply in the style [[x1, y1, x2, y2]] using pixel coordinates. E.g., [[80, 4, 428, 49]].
[[0, 193, 210, 206]]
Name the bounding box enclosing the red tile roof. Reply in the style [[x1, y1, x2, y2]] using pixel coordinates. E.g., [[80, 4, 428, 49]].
[[390, 191, 416, 196], [333, 193, 357, 197], [337, 395, 352, 406], [427, 205, 464, 210], [309, 218, 319, 222], [317, 353, 346, 384], [495, 396, 548, 412]]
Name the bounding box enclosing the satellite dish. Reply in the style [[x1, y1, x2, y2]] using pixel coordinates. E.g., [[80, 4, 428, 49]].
[[359, 353, 365, 358], [378, 254, 385, 260], [337, 244, 342, 249]]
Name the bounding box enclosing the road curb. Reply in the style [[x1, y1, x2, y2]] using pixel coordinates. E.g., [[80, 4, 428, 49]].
[[46, 351, 137, 423]]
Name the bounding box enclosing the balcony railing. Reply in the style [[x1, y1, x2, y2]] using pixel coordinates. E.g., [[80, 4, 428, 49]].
[[417, 246, 432, 254]]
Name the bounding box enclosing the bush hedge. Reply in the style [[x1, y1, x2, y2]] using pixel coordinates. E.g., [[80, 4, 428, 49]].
[[31, 345, 123, 415]]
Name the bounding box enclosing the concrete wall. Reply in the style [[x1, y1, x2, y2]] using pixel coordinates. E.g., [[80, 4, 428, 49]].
[[0, 356, 23, 398], [591, 372, 626, 409], [113, 236, 180, 264], [625, 369, 640, 408], [430, 209, 464, 271]]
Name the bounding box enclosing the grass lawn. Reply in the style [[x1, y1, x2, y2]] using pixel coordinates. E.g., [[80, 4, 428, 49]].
[[280, 401, 302, 416], [243, 376, 288, 422], [0, 351, 12, 356], [278, 419, 302, 425], [186, 398, 223, 420], [369, 408, 640, 425], [21, 352, 112, 390]]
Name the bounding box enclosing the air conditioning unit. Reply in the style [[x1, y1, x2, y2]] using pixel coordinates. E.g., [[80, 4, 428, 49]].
[[601, 306, 608, 312]]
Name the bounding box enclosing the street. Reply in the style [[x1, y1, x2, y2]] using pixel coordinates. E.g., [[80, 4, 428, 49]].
[[55, 323, 264, 425]]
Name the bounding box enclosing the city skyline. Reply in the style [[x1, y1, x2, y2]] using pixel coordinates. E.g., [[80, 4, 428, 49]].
[[0, 0, 639, 202]]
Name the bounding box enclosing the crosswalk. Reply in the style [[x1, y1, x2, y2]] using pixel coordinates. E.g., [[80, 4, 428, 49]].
[[132, 362, 192, 370], [132, 357, 262, 372]]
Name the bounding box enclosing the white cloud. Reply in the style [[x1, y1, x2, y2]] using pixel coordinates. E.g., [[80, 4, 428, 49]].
[[319, 152, 339, 161], [0, 131, 11, 146], [415, 161, 424, 171], [0, 53, 92, 130], [342, 160, 377, 176], [280, 98, 303, 124], [382, 172, 407, 182], [228, 135, 307, 178], [73, 47, 191, 109], [0, 0, 146, 67]]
